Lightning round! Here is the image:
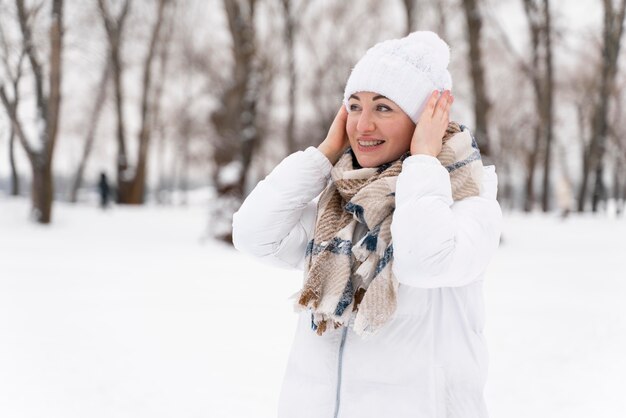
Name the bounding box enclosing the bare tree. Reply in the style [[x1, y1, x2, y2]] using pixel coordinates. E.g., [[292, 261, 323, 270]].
[[98, 0, 170, 204], [608, 81, 626, 215], [209, 0, 262, 242], [278, 0, 316, 154], [519, 0, 555, 212], [97, 0, 130, 200], [165, 4, 220, 207], [540, 0, 554, 212], [489, 0, 556, 211], [131, 0, 169, 204], [461, 0, 492, 159], [151, 4, 175, 204], [521, 0, 544, 212], [577, 0, 626, 212], [0, 14, 26, 197], [0, 0, 64, 223]]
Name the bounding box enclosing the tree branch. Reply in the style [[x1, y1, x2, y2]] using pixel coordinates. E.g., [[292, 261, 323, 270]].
[[15, 0, 47, 125], [0, 84, 36, 160], [45, 0, 63, 165]]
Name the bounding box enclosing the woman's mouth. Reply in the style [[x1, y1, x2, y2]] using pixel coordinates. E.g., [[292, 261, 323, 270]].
[[357, 139, 385, 152]]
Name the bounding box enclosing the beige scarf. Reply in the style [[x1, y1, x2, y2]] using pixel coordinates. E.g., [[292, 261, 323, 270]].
[[293, 122, 484, 337]]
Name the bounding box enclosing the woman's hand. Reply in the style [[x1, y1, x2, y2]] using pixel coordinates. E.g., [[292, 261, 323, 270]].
[[410, 90, 454, 157], [318, 104, 350, 165]]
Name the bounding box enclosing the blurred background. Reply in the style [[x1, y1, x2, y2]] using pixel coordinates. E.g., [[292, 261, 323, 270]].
[[0, 0, 625, 417]]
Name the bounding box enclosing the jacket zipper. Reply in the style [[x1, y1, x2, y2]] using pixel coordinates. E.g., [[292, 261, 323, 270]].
[[333, 324, 349, 418]]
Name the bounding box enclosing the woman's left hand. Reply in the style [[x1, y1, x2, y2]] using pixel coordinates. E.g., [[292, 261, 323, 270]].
[[410, 89, 454, 157]]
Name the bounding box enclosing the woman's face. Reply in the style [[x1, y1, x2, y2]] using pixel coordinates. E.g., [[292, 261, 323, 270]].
[[346, 91, 416, 168]]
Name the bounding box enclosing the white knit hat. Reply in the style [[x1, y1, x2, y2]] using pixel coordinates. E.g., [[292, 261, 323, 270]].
[[343, 31, 452, 124]]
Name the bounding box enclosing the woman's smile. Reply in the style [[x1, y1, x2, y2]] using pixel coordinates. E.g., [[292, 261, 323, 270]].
[[357, 137, 386, 151]]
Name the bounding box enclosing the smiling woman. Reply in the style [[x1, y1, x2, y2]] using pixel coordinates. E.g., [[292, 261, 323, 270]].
[[232, 30, 502, 418]]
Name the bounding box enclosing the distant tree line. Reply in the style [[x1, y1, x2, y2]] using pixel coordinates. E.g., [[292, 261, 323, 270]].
[[1, 0, 625, 240]]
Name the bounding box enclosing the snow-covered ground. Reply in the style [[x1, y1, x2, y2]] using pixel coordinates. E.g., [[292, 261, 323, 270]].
[[1, 195, 625, 418]]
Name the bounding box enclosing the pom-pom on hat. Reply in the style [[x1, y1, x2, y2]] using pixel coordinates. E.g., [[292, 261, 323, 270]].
[[343, 31, 452, 124]]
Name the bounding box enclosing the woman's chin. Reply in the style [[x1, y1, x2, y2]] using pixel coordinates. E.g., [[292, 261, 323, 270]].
[[355, 154, 385, 168]]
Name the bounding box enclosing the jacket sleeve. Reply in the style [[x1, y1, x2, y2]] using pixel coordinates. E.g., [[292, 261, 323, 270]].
[[232, 146, 332, 270], [390, 154, 503, 288]]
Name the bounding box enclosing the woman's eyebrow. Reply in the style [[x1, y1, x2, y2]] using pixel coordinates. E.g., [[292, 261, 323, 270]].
[[348, 94, 389, 101]]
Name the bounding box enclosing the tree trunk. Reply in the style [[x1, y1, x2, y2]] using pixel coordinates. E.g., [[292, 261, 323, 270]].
[[461, 0, 491, 159], [180, 133, 190, 206], [524, 126, 541, 212], [46, 0, 63, 167], [522, 0, 544, 213], [524, 158, 536, 213], [152, 18, 172, 205], [109, 0, 168, 205], [31, 163, 53, 223], [613, 158, 623, 215], [622, 174, 626, 216], [592, 164, 607, 212], [576, 102, 591, 211], [175, 118, 190, 206], [210, 0, 260, 243], [281, 0, 297, 154], [540, 0, 554, 212], [579, 0, 626, 212], [98, 0, 131, 203], [9, 127, 20, 196]]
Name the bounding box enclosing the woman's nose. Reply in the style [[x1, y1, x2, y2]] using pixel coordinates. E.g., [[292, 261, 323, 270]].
[[356, 110, 375, 132]]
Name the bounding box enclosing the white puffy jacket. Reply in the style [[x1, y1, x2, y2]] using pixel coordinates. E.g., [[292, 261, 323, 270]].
[[232, 146, 503, 418]]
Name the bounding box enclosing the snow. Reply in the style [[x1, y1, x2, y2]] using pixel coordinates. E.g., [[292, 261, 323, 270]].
[[217, 160, 243, 187], [1, 196, 625, 417], [485, 212, 626, 417]]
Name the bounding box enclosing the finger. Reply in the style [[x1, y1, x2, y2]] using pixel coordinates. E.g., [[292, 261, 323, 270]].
[[427, 90, 440, 115], [442, 95, 453, 118], [441, 109, 450, 123], [438, 104, 450, 122], [442, 96, 453, 117], [338, 103, 348, 118], [437, 90, 450, 105], [334, 104, 348, 128], [433, 90, 449, 116], [338, 105, 350, 145]]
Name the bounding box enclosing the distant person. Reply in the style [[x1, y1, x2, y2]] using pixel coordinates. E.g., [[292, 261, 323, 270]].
[[98, 172, 110, 209], [233, 31, 503, 417]]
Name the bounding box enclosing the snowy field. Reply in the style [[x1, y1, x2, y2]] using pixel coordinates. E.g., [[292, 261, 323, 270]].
[[1, 195, 625, 418]]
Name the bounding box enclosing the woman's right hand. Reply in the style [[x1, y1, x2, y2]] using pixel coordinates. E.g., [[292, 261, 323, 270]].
[[318, 104, 350, 165]]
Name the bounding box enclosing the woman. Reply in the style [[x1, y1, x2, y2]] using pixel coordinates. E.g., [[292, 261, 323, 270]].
[[233, 31, 502, 418]]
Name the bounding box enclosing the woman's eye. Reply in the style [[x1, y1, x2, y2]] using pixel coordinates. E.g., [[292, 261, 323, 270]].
[[349, 104, 360, 111], [377, 104, 391, 112]]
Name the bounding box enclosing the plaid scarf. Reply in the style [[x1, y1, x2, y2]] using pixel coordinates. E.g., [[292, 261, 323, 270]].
[[293, 122, 483, 337]]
